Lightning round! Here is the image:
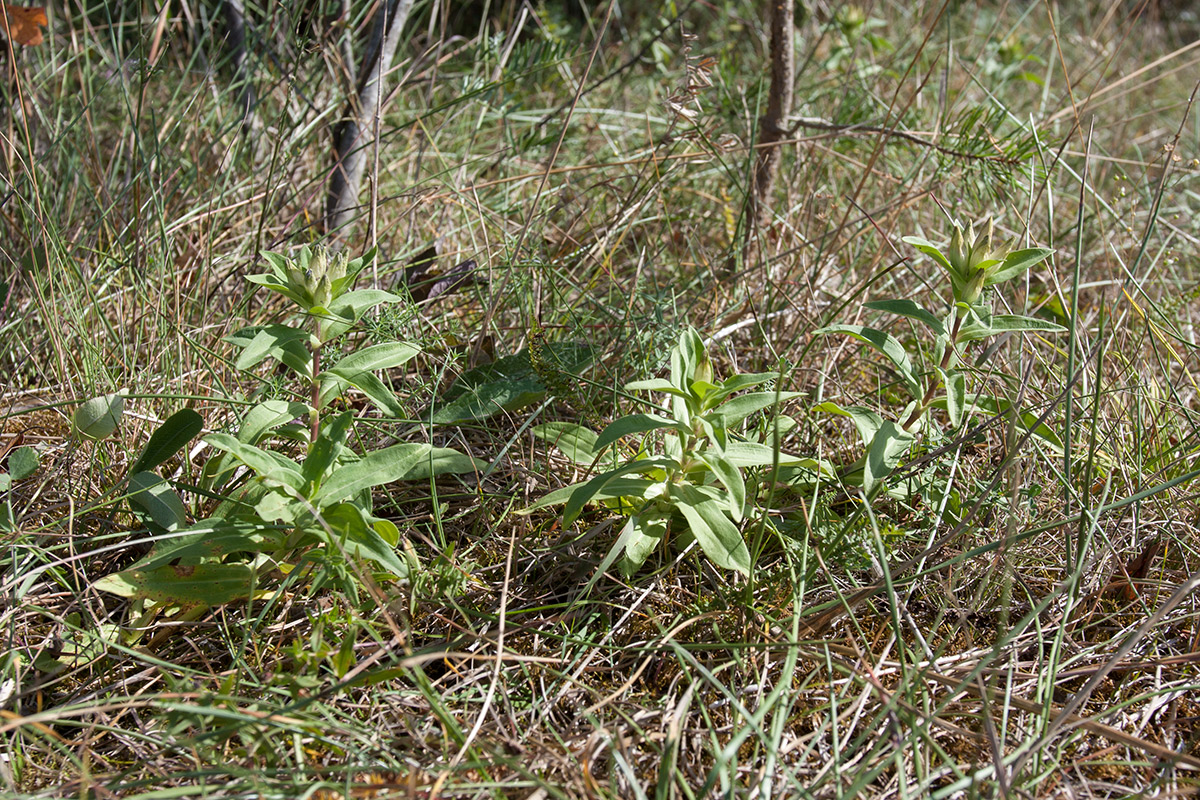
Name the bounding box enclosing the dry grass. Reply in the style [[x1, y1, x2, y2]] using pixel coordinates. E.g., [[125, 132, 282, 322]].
[[2, 0, 1200, 797]]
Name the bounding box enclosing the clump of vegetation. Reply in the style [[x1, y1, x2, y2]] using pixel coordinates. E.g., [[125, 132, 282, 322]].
[[2, 1, 1199, 797]]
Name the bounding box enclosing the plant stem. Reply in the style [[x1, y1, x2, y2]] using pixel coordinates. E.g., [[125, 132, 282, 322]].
[[310, 345, 321, 444], [903, 310, 965, 431]]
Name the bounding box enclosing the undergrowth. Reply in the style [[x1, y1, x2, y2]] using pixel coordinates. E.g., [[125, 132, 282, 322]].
[[2, 0, 1200, 797]]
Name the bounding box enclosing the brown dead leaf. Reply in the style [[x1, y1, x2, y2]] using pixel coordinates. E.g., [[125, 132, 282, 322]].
[[1, 4, 48, 47]]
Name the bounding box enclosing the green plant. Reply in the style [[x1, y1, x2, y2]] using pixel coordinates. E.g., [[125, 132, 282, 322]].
[[530, 327, 806, 578], [814, 218, 1064, 498], [95, 246, 479, 614]]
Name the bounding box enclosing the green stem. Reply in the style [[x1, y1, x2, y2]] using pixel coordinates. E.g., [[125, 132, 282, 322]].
[[902, 310, 965, 431], [310, 344, 321, 444]]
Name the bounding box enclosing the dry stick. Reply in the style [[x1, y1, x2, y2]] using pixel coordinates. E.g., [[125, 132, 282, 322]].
[[325, 0, 415, 236], [742, 0, 794, 265]]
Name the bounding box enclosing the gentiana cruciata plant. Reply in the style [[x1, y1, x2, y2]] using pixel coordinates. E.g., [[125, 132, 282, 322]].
[[93, 245, 478, 618], [813, 218, 1064, 498], [530, 327, 804, 579]]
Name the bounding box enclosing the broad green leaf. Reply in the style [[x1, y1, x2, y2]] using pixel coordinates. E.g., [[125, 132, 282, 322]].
[[624, 378, 691, 399], [532, 422, 604, 465], [318, 502, 409, 578], [814, 324, 921, 395], [722, 441, 804, 468], [956, 313, 1066, 343], [244, 274, 308, 308], [302, 411, 354, 492], [73, 392, 125, 440], [319, 368, 406, 417], [205, 433, 305, 491], [128, 472, 189, 531], [255, 491, 298, 523], [328, 342, 420, 376], [526, 477, 659, 511], [620, 513, 668, 575], [563, 458, 678, 527], [940, 368, 965, 427], [901, 236, 955, 272], [669, 484, 750, 575], [863, 421, 915, 498], [234, 325, 314, 379], [8, 446, 39, 481], [983, 314, 1066, 334], [717, 391, 804, 427], [717, 372, 780, 394], [696, 452, 746, 521], [986, 247, 1054, 285], [132, 521, 287, 570], [814, 401, 884, 449], [238, 401, 310, 444], [864, 299, 946, 336], [258, 251, 293, 282], [315, 444, 478, 505], [130, 409, 204, 476], [594, 414, 688, 453], [93, 563, 258, 607], [429, 378, 545, 425], [328, 289, 404, 323]]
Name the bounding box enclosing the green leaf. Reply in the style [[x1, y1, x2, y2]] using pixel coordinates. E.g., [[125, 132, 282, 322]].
[[722, 441, 804, 467], [526, 477, 658, 511], [319, 368, 406, 417], [73, 392, 125, 440], [623, 378, 692, 399], [318, 503, 409, 578], [245, 274, 309, 308], [696, 452, 746, 521], [234, 325, 314, 379], [8, 446, 39, 481], [302, 411, 354, 492], [902, 236, 955, 272], [941, 369, 965, 427], [984, 314, 1067, 334], [814, 324, 921, 395], [128, 471, 190, 531], [563, 458, 678, 527], [429, 378, 546, 425], [620, 513, 669, 575], [132, 521, 288, 570], [130, 409, 204, 476], [205, 434, 305, 491], [328, 342, 420, 375], [93, 564, 258, 607], [863, 299, 946, 336], [594, 414, 688, 453], [668, 484, 750, 575], [986, 247, 1054, 286], [532, 422, 608, 466], [716, 391, 804, 427], [862, 421, 915, 498], [237, 401, 310, 444], [328, 289, 404, 322], [315, 444, 478, 505], [814, 401, 884, 449]]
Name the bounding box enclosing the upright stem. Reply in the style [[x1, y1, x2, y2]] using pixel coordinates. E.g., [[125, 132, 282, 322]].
[[902, 311, 965, 431], [310, 345, 322, 444]]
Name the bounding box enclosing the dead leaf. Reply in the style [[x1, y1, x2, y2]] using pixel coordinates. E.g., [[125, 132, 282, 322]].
[[0, 4, 48, 47]]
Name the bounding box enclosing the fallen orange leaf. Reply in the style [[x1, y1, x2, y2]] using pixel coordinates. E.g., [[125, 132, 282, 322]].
[[0, 4, 48, 47]]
